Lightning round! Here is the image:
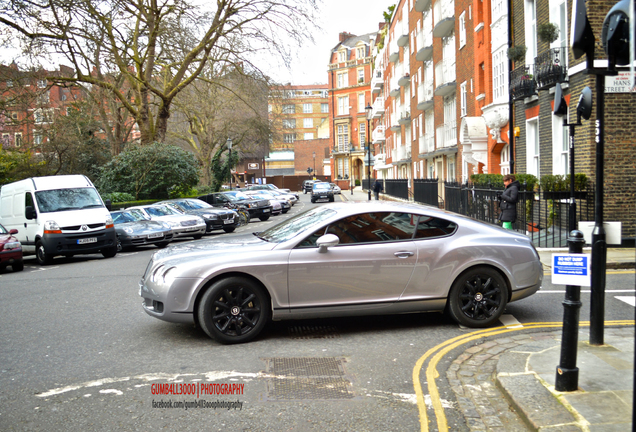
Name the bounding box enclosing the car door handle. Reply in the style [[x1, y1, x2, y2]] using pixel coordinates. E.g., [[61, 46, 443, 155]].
[[394, 251, 414, 258]]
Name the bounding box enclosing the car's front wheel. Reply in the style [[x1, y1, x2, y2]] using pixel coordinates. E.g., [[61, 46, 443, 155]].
[[223, 227, 236, 233], [102, 246, 117, 258], [12, 260, 24, 272], [35, 240, 52, 265], [197, 277, 270, 344], [258, 215, 270, 221], [447, 266, 507, 328]]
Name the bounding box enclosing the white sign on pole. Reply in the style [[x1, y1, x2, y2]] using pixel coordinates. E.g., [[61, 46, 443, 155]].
[[551, 253, 591, 286]]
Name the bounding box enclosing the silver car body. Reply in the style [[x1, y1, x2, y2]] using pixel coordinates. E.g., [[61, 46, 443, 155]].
[[127, 205, 206, 238], [140, 201, 542, 328]]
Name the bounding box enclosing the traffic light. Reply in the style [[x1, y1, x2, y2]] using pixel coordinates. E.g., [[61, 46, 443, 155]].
[[307, 167, 313, 174], [602, 0, 635, 66]]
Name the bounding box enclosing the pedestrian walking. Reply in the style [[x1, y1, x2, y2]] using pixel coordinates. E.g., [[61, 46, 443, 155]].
[[498, 174, 520, 230], [372, 179, 383, 200]]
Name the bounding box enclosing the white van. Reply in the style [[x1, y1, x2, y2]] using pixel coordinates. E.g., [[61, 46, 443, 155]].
[[0, 175, 117, 265]]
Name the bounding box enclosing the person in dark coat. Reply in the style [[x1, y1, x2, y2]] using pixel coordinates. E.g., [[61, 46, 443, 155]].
[[372, 179, 383, 200], [499, 174, 520, 229]]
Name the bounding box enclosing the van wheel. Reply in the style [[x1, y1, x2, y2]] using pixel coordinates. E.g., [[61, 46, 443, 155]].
[[102, 246, 117, 258], [36, 241, 53, 265]]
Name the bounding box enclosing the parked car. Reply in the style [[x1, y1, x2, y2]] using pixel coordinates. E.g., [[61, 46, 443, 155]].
[[302, 179, 316, 194], [329, 183, 342, 194], [0, 223, 23, 272], [311, 182, 335, 203], [245, 184, 296, 198], [126, 204, 206, 239], [156, 198, 239, 233], [139, 201, 542, 344], [248, 188, 298, 206], [111, 209, 174, 251], [197, 191, 273, 222], [243, 191, 288, 214]]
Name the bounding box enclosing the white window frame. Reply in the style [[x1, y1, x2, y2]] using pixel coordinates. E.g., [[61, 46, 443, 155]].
[[321, 103, 329, 113], [337, 96, 349, 116], [337, 72, 348, 88], [304, 132, 314, 140], [459, 12, 466, 48], [492, 48, 508, 103], [337, 124, 349, 152], [14, 133, 22, 147], [552, 113, 569, 175], [303, 103, 312, 113], [338, 50, 346, 62], [282, 119, 296, 129], [460, 82, 467, 117], [526, 118, 540, 177], [358, 93, 365, 112], [357, 68, 365, 84], [303, 118, 313, 128], [359, 122, 366, 146], [282, 104, 295, 114], [283, 133, 296, 143], [525, 0, 537, 64]]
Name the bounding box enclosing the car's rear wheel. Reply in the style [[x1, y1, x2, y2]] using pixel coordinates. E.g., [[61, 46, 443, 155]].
[[12, 260, 24, 272], [197, 277, 270, 344], [447, 266, 507, 328], [192, 234, 203, 240]]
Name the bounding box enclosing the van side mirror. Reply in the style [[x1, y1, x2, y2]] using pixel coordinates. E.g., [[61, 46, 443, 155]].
[[25, 206, 37, 220], [104, 199, 112, 211]]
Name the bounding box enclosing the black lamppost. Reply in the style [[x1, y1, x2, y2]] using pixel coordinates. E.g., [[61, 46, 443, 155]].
[[313, 151, 316, 178], [365, 103, 373, 200], [226, 137, 233, 190]]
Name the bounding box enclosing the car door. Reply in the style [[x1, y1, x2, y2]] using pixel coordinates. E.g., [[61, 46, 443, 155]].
[[287, 211, 418, 310]]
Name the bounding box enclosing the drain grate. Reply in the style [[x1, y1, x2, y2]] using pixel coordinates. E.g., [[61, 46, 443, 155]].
[[264, 357, 354, 400], [288, 325, 340, 339]]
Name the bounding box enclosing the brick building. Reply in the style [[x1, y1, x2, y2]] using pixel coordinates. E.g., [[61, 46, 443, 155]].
[[327, 31, 376, 190]]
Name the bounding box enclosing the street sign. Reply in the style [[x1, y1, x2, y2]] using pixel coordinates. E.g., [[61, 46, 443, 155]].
[[551, 253, 591, 286]]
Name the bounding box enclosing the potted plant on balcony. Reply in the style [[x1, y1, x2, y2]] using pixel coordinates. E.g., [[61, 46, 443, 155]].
[[507, 45, 527, 63], [538, 23, 560, 44]]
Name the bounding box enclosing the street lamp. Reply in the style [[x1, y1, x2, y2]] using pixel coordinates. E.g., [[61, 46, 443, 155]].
[[226, 137, 233, 190], [365, 103, 373, 200], [313, 151, 316, 179]]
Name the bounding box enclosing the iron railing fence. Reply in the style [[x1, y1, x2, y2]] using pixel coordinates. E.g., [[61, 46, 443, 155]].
[[442, 182, 595, 248], [384, 179, 409, 200], [413, 178, 440, 207]]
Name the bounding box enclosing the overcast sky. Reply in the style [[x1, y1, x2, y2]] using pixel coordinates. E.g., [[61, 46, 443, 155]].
[[264, 0, 391, 85]]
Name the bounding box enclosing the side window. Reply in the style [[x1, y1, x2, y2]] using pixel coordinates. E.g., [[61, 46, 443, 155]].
[[25, 192, 34, 209], [413, 216, 457, 239], [326, 212, 416, 245]]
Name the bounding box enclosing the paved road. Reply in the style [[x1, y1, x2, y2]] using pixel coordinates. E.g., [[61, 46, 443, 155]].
[[1, 194, 633, 431]]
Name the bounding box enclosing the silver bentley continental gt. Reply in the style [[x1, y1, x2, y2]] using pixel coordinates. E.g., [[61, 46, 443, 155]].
[[139, 201, 542, 344]]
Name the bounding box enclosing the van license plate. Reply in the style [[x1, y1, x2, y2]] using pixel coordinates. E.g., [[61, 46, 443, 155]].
[[77, 237, 97, 244]]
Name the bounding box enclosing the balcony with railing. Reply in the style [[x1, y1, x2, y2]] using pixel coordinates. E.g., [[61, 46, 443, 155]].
[[415, 0, 432, 12], [396, 143, 411, 162], [389, 38, 400, 63], [373, 125, 386, 143], [389, 74, 401, 98], [434, 59, 456, 97], [509, 65, 537, 100], [417, 80, 434, 111], [371, 70, 383, 94], [396, 20, 409, 47], [416, 25, 433, 61], [436, 122, 457, 149], [398, 107, 410, 125], [390, 111, 400, 131], [398, 72, 410, 87], [433, 0, 455, 38], [534, 47, 568, 90], [371, 96, 385, 118]]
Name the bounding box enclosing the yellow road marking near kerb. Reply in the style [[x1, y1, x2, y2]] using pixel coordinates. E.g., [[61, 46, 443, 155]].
[[413, 320, 635, 432]]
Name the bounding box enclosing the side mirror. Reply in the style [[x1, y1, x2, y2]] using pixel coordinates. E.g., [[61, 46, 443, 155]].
[[25, 206, 37, 220], [316, 233, 340, 253], [576, 87, 593, 121], [104, 199, 112, 211], [9, 228, 18, 235]]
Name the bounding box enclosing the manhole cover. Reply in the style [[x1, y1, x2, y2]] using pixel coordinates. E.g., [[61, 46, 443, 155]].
[[263, 357, 354, 400], [288, 325, 340, 339]]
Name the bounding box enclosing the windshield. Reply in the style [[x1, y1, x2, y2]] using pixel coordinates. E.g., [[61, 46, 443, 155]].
[[145, 205, 178, 217], [182, 199, 212, 210], [35, 188, 104, 213], [314, 183, 331, 190], [257, 207, 337, 243], [223, 191, 250, 201], [0, 224, 7, 234]]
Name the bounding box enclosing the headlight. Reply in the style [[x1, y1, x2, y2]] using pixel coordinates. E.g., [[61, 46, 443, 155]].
[[3, 241, 21, 250], [44, 220, 61, 234], [247, 203, 257, 208], [105, 215, 114, 229], [162, 223, 172, 230], [123, 227, 134, 234], [203, 213, 218, 220], [167, 221, 180, 228]]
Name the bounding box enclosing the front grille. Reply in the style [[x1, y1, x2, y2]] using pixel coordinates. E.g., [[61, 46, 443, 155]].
[[180, 219, 198, 227], [62, 223, 105, 231]]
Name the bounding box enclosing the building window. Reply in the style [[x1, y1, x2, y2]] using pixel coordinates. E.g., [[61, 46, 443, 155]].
[[303, 118, 313, 128], [6, 80, 12, 88], [492, 0, 505, 21], [552, 113, 569, 175], [460, 82, 467, 117], [337, 96, 349, 116], [357, 68, 364, 83], [492, 48, 508, 102], [337, 124, 349, 152], [283, 133, 296, 143], [321, 103, 329, 113], [359, 122, 366, 146], [358, 93, 365, 112], [282, 104, 295, 114], [304, 132, 314, 140], [37, 79, 47, 88], [338, 50, 346, 62], [34, 108, 52, 124], [34, 133, 43, 146], [500, 144, 510, 175], [14, 133, 22, 147], [459, 12, 466, 48], [1, 133, 9, 148], [525, 0, 537, 63], [303, 103, 312, 113], [337, 72, 348, 88], [357, 46, 365, 59], [526, 118, 539, 177], [282, 119, 296, 129]]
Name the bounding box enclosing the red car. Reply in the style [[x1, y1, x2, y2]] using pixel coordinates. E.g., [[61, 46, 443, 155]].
[[0, 223, 23, 272]]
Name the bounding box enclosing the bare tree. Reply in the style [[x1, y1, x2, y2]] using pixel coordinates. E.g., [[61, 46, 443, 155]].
[[0, 0, 319, 145], [170, 64, 270, 186]]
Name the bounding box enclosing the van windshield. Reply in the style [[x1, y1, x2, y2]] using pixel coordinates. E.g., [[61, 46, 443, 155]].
[[35, 188, 104, 213]]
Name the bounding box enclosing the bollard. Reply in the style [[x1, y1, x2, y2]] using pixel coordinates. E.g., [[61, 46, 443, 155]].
[[555, 230, 586, 392]]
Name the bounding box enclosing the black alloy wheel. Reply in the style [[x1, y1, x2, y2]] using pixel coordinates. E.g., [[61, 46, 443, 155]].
[[447, 266, 507, 328], [197, 277, 270, 344]]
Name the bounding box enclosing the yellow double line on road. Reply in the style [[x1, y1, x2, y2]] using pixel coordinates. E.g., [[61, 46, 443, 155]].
[[412, 320, 635, 432]]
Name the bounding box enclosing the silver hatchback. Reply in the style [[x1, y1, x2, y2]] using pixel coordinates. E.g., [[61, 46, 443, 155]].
[[139, 201, 542, 344]]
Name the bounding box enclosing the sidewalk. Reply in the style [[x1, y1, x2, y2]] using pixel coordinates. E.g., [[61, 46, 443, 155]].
[[343, 187, 635, 430]]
